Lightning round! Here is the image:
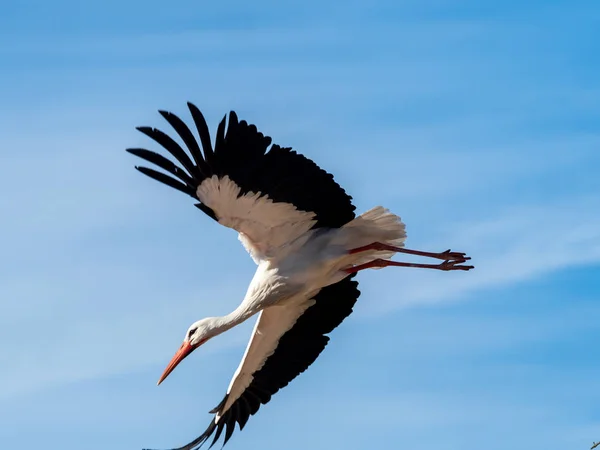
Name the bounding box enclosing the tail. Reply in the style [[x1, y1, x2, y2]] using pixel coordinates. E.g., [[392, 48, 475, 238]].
[[340, 206, 407, 266]]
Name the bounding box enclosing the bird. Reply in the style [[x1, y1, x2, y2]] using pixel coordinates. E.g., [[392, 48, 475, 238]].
[[126, 102, 474, 450]]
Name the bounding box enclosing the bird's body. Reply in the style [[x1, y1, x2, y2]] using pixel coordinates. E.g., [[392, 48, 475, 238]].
[[126, 103, 473, 450]]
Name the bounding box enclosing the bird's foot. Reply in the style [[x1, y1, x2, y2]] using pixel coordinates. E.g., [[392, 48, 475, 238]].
[[437, 259, 474, 271], [438, 249, 471, 262]]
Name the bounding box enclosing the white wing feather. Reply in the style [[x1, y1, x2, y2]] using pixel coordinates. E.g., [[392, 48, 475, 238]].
[[215, 298, 315, 422], [197, 175, 317, 263]]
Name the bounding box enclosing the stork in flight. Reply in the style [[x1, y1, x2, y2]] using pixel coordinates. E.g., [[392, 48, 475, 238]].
[[126, 102, 474, 450]]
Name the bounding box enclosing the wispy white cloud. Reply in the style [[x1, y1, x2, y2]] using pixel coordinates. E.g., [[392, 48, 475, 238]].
[[362, 193, 600, 314], [4, 190, 598, 399], [2, 105, 599, 402], [1, 11, 598, 450], [0, 281, 255, 400]]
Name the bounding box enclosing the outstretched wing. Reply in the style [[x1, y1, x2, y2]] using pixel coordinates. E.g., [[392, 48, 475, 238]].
[[127, 103, 356, 262], [161, 275, 360, 450]]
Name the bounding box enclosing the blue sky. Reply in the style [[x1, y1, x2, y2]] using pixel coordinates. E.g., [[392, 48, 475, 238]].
[[1, 0, 599, 449]]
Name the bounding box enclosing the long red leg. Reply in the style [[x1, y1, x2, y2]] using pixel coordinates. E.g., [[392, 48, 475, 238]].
[[349, 242, 470, 262], [344, 258, 474, 274]]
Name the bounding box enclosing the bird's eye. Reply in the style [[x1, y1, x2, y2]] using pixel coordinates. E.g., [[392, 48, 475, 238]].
[[187, 328, 197, 339]]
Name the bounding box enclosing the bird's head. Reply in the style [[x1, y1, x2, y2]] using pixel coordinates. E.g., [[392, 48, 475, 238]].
[[156, 318, 218, 385]]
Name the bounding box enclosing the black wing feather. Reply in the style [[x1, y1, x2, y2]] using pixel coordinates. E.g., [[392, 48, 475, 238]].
[[126, 149, 196, 188], [208, 421, 225, 449], [158, 110, 211, 177], [130, 103, 360, 450], [236, 397, 251, 430], [134, 166, 194, 197], [127, 102, 355, 230], [187, 102, 215, 165], [222, 410, 237, 446], [136, 126, 197, 177], [162, 275, 360, 450]]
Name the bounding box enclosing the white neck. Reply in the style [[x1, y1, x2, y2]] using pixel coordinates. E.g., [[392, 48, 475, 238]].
[[207, 263, 289, 337], [210, 301, 260, 336]]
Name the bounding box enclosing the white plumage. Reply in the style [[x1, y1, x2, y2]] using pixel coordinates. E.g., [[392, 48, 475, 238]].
[[126, 103, 473, 450], [197, 175, 316, 263], [212, 204, 408, 421]]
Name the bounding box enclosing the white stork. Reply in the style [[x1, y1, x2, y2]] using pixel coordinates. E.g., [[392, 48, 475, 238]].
[[126, 103, 474, 450]]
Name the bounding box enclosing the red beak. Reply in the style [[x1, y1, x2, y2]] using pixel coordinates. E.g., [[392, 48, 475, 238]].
[[157, 341, 195, 386]]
